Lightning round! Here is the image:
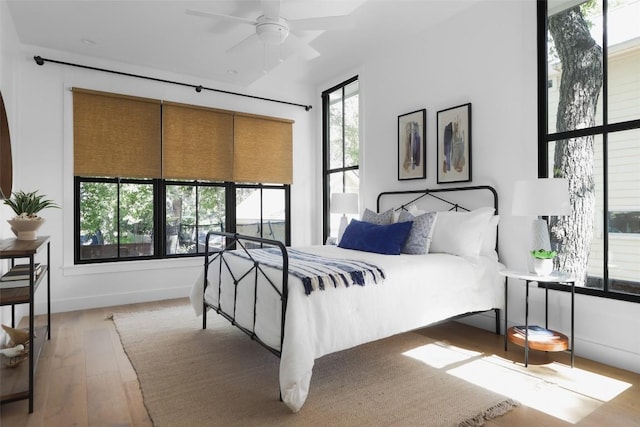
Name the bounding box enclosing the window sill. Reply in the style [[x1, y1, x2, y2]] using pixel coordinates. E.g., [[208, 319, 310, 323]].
[[541, 282, 640, 304]]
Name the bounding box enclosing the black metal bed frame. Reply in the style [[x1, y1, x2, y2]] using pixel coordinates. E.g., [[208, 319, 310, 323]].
[[203, 231, 289, 357], [377, 184, 498, 217], [202, 185, 501, 363]]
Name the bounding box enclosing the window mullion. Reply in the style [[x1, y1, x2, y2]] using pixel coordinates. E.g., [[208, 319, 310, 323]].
[[602, 0, 610, 293], [156, 179, 164, 257], [116, 177, 121, 259], [341, 87, 346, 193]]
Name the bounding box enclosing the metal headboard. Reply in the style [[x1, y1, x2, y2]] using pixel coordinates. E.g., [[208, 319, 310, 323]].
[[377, 185, 499, 254], [377, 185, 498, 215]]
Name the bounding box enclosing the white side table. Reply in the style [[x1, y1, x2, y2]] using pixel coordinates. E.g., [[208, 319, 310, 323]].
[[500, 269, 575, 367]]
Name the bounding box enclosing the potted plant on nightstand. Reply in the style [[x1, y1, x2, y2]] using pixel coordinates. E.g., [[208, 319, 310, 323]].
[[531, 249, 556, 276], [3, 190, 59, 240]]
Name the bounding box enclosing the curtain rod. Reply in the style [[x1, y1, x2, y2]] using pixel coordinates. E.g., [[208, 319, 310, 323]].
[[33, 55, 312, 111]]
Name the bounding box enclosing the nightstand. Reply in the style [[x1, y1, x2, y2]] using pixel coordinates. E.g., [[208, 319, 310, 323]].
[[500, 269, 575, 368]]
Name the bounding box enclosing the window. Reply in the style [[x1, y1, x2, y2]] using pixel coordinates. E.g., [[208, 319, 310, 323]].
[[165, 181, 226, 255], [235, 184, 289, 243], [77, 178, 156, 261], [322, 77, 360, 242], [76, 177, 289, 263], [539, 0, 640, 301], [73, 89, 292, 264]]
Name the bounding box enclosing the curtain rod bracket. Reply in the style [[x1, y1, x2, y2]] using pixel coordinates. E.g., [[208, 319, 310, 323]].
[[33, 55, 312, 111]]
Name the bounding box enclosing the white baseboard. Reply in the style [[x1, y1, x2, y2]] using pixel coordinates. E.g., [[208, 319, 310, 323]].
[[33, 286, 191, 315]]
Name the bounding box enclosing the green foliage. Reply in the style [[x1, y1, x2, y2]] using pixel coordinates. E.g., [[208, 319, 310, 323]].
[[120, 183, 153, 236], [328, 92, 359, 171], [80, 182, 118, 243], [80, 181, 227, 250], [4, 190, 59, 217], [531, 249, 557, 259]]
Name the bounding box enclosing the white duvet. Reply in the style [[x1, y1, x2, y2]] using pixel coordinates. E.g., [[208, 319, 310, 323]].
[[190, 245, 504, 412]]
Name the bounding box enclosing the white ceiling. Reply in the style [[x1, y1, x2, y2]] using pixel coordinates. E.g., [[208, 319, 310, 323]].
[[6, 0, 482, 87]]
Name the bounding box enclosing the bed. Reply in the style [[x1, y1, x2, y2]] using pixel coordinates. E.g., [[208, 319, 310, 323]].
[[190, 186, 504, 412]]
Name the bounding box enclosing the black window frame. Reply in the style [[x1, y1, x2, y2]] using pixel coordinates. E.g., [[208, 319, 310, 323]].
[[162, 179, 229, 257], [322, 75, 359, 243], [537, 0, 640, 303], [74, 176, 290, 264]]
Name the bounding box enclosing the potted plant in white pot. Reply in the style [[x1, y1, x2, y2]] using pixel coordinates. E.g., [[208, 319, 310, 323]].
[[3, 190, 59, 240], [530, 249, 557, 276]]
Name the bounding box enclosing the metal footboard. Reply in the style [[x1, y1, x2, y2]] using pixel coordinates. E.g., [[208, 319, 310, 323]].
[[203, 231, 288, 358]]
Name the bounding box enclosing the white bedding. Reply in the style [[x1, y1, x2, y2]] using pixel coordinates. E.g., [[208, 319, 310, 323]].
[[190, 245, 504, 412]]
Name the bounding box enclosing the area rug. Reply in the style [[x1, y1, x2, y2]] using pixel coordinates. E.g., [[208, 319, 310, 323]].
[[112, 304, 519, 426]]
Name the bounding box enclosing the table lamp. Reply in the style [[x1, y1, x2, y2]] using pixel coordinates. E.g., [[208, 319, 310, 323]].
[[512, 178, 571, 272], [330, 193, 359, 244]]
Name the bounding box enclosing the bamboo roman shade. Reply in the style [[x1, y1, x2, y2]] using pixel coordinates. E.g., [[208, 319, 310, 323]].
[[73, 88, 162, 178], [73, 88, 293, 184], [162, 102, 234, 181], [233, 113, 293, 184]]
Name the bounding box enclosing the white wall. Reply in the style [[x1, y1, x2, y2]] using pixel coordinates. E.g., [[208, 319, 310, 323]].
[[331, 1, 639, 374]]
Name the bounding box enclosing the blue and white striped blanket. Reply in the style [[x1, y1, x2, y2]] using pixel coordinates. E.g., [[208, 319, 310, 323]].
[[229, 248, 385, 295]]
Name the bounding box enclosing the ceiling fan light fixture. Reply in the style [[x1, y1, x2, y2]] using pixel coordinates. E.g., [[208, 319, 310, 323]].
[[256, 16, 289, 45]]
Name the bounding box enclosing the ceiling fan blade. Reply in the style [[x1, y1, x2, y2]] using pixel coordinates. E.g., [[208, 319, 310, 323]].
[[261, 0, 281, 20], [290, 15, 354, 31], [227, 32, 260, 54], [285, 33, 320, 61], [185, 9, 257, 26]]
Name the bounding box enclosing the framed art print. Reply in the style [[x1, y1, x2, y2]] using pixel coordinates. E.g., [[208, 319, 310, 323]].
[[437, 103, 471, 183], [398, 109, 426, 180]]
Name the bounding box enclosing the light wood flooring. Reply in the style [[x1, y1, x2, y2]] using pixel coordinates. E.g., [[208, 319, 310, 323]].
[[1, 298, 638, 426]]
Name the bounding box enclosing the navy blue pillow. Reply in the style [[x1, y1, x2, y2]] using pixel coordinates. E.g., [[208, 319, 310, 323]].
[[338, 219, 413, 255]]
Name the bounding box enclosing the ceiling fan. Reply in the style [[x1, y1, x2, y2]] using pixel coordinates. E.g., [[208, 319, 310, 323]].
[[186, 0, 353, 62]]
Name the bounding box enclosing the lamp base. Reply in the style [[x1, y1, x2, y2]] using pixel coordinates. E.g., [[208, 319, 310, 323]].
[[337, 215, 349, 244], [527, 218, 552, 273]]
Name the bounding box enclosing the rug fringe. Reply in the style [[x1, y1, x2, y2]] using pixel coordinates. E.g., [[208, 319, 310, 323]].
[[458, 398, 520, 427]]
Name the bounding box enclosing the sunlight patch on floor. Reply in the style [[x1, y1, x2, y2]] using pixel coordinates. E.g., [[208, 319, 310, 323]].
[[448, 355, 631, 424], [402, 341, 481, 369], [448, 357, 599, 423], [402, 341, 631, 424], [485, 357, 632, 403]]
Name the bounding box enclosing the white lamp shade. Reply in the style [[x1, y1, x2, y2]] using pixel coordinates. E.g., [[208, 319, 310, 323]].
[[512, 178, 571, 217], [330, 193, 359, 214]]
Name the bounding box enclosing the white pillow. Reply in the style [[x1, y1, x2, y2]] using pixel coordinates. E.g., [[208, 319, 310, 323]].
[[429, 207, 495, 257], [408, 204, 426, 216], [392, 209, 401, 223], [392, 204, 426, 223], [480, 215, 500, 260]]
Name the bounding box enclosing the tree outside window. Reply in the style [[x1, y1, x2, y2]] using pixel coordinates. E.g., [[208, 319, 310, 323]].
[[543, 0, 640, 299]]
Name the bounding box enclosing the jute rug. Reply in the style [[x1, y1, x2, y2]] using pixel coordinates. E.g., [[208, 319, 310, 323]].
[[112, 304, 519, 426]]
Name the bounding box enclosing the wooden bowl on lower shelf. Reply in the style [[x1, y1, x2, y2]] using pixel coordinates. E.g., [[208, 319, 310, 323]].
[[507, 327, 568, 352]]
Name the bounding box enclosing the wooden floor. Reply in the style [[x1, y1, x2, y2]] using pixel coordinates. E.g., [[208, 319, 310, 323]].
[[1, 298, 639, 426]]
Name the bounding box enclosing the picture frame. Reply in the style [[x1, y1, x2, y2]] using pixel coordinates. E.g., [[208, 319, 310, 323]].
[[397, 109, 426, 180], [437, 103, 472, 183]]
